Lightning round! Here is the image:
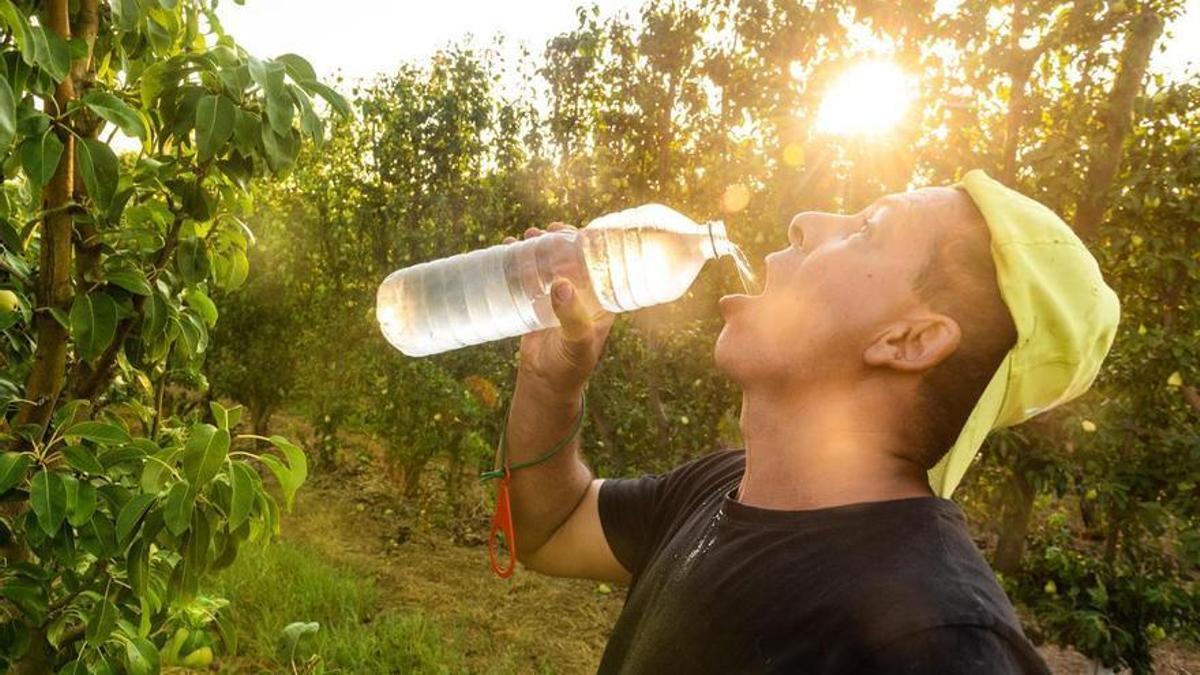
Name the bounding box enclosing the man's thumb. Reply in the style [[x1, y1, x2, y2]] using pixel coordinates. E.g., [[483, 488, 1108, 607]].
[[550, 278, 593, 342]]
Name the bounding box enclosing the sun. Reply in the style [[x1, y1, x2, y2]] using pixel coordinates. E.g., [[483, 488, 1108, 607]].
[[813, 60, 916, 137]]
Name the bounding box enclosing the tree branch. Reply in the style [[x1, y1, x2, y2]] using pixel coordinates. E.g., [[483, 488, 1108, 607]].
[[1073, 11, 1164, 239]]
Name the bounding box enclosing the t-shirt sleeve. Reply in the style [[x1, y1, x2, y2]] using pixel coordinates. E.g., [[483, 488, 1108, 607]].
[[862, 625, 1051, 674], [597, 450, 744, 579]]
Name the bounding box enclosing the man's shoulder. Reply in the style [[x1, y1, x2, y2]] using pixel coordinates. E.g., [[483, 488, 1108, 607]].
[[839, 504, 1028, 653]]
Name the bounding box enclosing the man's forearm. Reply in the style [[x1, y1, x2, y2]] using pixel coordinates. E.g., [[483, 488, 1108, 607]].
[[503, 373, 593, 558]]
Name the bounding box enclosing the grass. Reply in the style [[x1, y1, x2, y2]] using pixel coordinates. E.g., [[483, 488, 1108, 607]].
[[209, 540, 463, 674]]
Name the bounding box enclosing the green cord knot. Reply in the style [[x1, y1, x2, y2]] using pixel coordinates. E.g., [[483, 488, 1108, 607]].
[[480, 391, 587, 481]]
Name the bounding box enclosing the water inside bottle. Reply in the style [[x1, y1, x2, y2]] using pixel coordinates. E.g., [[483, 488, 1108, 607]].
[[376, 209, 762, 357]]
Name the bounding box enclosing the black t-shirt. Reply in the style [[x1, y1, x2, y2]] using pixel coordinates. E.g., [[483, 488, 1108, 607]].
[[596, 450, 1051, 674]]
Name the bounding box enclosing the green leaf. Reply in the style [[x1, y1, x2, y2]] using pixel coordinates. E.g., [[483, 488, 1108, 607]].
[[163, 479, 194, 535], [142, 291, 169, 341], [105, 263, 153, 296], [195, 94, 235, 162], [62, 444, 104, 474], [110, 0, 140, 31], [271, 435, 308, 489], [47, 307, 70, 330], [86, 598, 118, 647], [229, 461, 256, 531], [0, 73, 15, 149], [290, 84, 323, 147], [176, 237, 210, 284], [182, 424, 229, 489], [265, 89, 294, 137], [19, 129, 63, 186], [280, 621, 319, 661], [258, 454, 298, 510], [29, 25, 69, 83], [64, 421, 132, 446], [68, 480, 96, 527], [82, 91, 146, 139], [183, 287, 218, 327], [232, 108, 260, 155], [209, 401, 243, 430], [76, 138, 119, 210], [176, 312, 208, 358], [213, 247, 249, 290], [0, 1, 35, 65], [115, 493, 156, 545], [125, 636, 159, 675], [248, 56, 286, 96], [276, 53, 317, 83], [0, 451, 30, 494], [215, 605, 238, 655], [0, 217, 23, 253], [126, 537, 148, 595], [69, 290, 118, 362], [260, 126, 299, 173], [78, 512, 116, 558], [30, 469, 67, 535], [308, 81, 351, 117], [141, 448, 178, 494]]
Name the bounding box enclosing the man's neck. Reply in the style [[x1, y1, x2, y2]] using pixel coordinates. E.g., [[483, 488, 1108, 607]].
[[735, 384, 935, 511]]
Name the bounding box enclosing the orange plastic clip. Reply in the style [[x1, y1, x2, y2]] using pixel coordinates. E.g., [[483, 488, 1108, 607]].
[[488, 469, 517, 578]]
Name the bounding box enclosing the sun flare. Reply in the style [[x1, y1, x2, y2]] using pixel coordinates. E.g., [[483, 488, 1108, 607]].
[[813, 60, 915, 137]]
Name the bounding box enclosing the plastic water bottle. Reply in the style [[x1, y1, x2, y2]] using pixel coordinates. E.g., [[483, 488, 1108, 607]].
[[376, 204, 749, 357]]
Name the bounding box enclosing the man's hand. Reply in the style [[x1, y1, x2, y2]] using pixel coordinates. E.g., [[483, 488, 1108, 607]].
[[505, 223, 615, 396]]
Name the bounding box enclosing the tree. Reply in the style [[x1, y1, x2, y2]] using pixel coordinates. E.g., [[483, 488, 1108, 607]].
[[0, 1, 345, 671]]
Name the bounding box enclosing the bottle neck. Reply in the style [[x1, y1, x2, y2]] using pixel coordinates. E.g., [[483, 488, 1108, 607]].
[[705, 220, 728, 260]]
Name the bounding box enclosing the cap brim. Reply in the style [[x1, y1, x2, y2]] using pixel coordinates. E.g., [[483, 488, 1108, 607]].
[[927, 352, 1014, 498]]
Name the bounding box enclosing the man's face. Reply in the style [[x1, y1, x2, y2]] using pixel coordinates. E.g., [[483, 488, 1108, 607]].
[[714, 187, 967, 390]]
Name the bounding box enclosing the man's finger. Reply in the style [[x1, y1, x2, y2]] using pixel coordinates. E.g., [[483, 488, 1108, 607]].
[[503, 236, 517, 244], [550, 278, 593, 342], [546, 222, 573, 232], [523, 227, 542, 239]]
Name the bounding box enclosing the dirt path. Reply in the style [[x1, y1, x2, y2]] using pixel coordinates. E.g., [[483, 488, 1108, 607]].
[[278, 473, 624, 674]]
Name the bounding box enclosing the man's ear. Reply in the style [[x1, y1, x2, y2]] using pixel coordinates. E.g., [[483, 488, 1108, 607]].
[[863, 315, 962, 373]]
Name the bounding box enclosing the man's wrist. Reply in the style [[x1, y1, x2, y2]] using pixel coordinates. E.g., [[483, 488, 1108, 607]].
[[514, 372, 585, 414]]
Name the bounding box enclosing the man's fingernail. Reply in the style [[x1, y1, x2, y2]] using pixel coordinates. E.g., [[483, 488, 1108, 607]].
[[553, 282, 573, 302]]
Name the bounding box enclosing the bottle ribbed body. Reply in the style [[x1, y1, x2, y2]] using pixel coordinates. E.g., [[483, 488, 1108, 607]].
[[376, 204, 722, 356]]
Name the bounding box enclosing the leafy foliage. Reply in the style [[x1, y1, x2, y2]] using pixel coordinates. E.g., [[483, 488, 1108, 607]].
[[0, 1, 345, 671]]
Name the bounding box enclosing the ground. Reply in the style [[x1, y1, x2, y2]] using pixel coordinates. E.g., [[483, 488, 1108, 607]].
[[276, 475, 623, 674]]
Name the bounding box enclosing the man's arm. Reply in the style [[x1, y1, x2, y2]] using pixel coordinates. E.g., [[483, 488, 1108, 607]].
[[498, 223, 629, 582], [504, 374, 629, 582]]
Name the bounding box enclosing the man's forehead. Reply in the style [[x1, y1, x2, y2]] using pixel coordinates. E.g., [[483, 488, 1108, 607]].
[[873, 187, 974, 236]]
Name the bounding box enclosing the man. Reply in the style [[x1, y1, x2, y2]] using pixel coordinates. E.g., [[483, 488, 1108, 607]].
[[496, 170, 1119, 673]]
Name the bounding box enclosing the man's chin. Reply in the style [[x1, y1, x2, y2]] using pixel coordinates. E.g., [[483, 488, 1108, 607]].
[[713, 323, 745, 379]]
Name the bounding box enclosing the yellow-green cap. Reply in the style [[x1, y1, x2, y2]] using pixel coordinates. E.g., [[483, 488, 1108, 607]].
[[927, 169, 1121, 498]]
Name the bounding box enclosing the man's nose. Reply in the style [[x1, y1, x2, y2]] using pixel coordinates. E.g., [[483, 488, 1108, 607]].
[[787, 211, 857, 249]]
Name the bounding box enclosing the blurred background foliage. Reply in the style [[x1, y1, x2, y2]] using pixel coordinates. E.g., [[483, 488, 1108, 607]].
[[206, 0, 1198, 672]]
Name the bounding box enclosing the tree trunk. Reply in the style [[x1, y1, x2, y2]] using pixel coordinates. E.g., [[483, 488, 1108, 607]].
[[1000, 55, 1035, 184], [250, 401, 273, 450], [13, 0, 77, 438], [11, 4, 97, 671], [588, 397, 620, 472], [994, 462, 1037, 575], [1073, 11, 1164, 239]]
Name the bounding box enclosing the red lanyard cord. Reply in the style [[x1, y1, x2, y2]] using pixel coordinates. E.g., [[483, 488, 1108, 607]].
[[481, 391, 587, 578]]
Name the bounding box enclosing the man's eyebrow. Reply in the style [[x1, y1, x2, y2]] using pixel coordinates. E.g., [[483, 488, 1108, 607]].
[[865, 195, 905, 222]]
